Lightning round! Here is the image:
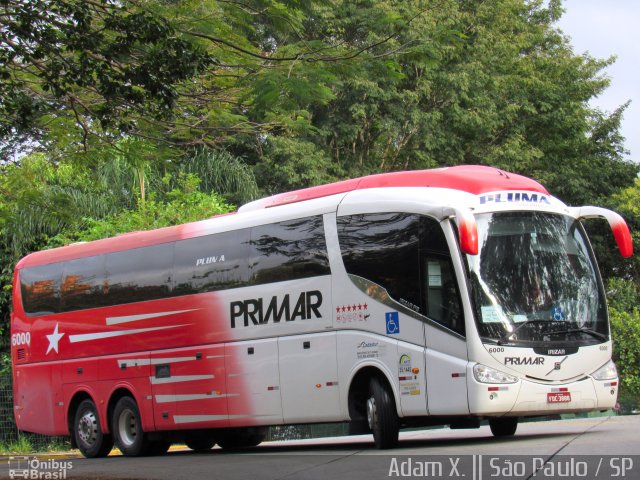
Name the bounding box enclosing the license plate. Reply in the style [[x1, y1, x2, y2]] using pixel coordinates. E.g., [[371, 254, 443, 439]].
[[547, 392, 571, 403]]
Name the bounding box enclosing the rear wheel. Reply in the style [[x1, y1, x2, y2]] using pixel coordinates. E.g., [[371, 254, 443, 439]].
[[489, 417, 518, 437], [367, 377, 399, 449], [112, 396, 149, 456], [74, 399, 114, 458]]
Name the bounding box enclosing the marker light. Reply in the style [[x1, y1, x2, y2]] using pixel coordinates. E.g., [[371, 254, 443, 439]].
[[473, 364, 518, 384], [591, 360, 618, 381]]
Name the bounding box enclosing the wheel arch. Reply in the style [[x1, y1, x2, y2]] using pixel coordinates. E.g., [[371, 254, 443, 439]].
[[347, 364, 400, 424]]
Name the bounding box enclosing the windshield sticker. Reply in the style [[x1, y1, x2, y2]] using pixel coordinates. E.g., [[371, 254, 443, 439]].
[[551, 306, 565, 321], [427, 262, 442, 287], [513, 314, 527, 323], [481, 305, 505, 323]]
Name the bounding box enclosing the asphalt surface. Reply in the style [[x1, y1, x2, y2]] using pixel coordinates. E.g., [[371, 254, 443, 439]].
[[1, 415, 639, 480]]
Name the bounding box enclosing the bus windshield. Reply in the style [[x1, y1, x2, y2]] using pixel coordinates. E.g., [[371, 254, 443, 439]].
[[468, 211, 608, 346]]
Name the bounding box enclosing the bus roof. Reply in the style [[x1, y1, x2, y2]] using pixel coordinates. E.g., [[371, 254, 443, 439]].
[[239, 165, 548, 212]]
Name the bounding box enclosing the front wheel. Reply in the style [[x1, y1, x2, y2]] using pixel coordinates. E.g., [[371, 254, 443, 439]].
[[367, 377, 399, 449], [74, 399, 114, 458], [112, 396, 148, 456], [489, 417, 518, 437]]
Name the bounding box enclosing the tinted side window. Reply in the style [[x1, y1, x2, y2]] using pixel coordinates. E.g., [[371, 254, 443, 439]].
[[174, 229, 251, 295], [20, 263, 62, 315], [106, 243, 174, 305], [422, 219, 464, 334], [250, 216, 330, 285], [337, 213, 422, 312], [61, 255, 107, 312]]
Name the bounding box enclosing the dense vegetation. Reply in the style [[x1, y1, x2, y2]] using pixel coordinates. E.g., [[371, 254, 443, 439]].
[[1, 0, 638, 403]]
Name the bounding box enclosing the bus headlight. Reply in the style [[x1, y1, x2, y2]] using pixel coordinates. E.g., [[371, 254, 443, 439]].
[[473, 364, 518, 384], [591, 360, 618, 380]]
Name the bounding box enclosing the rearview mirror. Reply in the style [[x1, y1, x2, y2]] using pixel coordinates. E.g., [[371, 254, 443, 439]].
[[570, 206, 633, 258], [453, 208, 478, 255]]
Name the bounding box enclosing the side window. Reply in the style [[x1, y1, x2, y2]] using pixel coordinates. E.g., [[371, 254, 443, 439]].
[[61, 255, 107, 312], [20, 263, 62, 315], [250, 216, 330, 285], [337, 213, 422, 313], [422, 218, 464, 334], [105, 243, 174, 305], [174, 229, 251, 295]]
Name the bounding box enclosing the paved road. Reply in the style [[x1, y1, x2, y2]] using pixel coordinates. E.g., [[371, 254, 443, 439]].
[[2, 416, 639, 480]]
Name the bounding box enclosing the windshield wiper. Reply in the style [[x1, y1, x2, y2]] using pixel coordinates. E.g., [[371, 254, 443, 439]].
[[497, 320, 532, 345], [550, 327, 607, 341]]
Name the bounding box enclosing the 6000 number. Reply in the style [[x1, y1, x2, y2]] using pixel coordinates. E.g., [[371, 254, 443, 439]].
[[12, 332, 30, 347]]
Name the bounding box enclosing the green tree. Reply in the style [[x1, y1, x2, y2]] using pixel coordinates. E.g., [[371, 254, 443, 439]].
[[0, 154, 118, 348], [235, 0, 637, 204], [606, 278, 640, 409], [0, 0, 212, 157], [0, 0, 397, 160], [610, 178, 640, 281], [47, 173, 234, 246], [0, 147, 258, 347]]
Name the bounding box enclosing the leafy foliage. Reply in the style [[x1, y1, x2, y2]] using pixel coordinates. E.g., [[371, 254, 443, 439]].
[[230, 0, 639, 205], [611, 178, 640, 280], [46, 173, 234, 246], [0, 0, 212, 156], [607, 278, 640, 399], [0, 147, 256, 343], [610, 307, 640, 397]]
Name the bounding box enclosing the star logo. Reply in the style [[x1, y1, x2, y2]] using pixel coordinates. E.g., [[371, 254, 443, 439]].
[[46, 323, 65, 355]]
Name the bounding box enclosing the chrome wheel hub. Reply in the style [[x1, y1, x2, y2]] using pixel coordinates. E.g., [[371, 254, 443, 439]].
[[118, 408, 138, 447], [78, 411, 98, 446], [366, 397, 377, 430]]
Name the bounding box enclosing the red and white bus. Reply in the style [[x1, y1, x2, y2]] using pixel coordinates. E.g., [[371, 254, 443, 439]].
[[10, 165, 633, 456]]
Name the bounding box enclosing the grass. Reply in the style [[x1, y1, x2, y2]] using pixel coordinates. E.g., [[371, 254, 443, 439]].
[[0, 435, 72, 455], [0, 435, 34, 455]]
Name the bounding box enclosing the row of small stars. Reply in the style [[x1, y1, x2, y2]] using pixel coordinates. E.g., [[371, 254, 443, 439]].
[[336, 304, 368, 313]]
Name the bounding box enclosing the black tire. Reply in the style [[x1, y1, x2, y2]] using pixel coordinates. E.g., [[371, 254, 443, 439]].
[[217, 427, 267, 449], [185, 431, 216, 452], [74, 399, 114, 458], [489, 417, 518, 437], [112, 396, 148, 456], [367, 377, 399, 449]]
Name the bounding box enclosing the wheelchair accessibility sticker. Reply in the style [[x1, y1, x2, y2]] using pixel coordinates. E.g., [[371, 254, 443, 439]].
[[386, 312, 400, 334]]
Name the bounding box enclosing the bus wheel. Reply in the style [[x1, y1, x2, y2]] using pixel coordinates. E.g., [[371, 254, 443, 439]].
[[367, 377, 399, 449], [489, 417, 518, 437], [74, 399, 114, 458], [112, 396, 147, 456], [185, 431, 216, 452]]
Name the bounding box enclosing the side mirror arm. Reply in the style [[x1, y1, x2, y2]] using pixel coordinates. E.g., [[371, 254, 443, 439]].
[[569, 206, 633, 258]]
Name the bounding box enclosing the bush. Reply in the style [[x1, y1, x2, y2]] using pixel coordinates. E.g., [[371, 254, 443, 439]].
[[609, 307, 640, 397]]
